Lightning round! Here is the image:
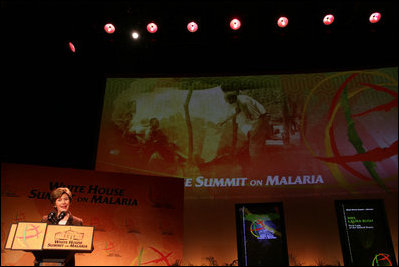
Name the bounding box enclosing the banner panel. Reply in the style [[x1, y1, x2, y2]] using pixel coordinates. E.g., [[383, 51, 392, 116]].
[[1, 163, 184, 266], [335, 199, 397, 266], [235, 202, 288, 266]]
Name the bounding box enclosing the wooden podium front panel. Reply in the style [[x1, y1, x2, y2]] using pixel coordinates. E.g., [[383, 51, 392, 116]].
[[43, 225, 94, 252]]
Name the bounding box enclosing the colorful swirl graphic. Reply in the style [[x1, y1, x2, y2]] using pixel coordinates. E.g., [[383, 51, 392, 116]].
[[301, 70, 398, 192]]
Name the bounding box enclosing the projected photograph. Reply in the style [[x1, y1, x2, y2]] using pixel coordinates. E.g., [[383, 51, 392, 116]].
[[96, 67, 398, 198], [235, 202, 288, 266], [96, 79, 296, 177], [335, 199, 397, 266]]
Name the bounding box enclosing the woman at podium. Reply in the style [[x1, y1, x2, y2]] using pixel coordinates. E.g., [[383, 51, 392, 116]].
[[34, 187, 84, 266], [42, 187, 83, 226]]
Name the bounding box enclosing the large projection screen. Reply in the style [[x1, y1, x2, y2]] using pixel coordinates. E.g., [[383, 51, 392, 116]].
[[335, 199, 397, 266], [96, 67, 398, 199]]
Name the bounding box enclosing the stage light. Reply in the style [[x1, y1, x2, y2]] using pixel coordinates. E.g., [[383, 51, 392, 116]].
[[277, 17, 289, 28], [147, 22, 158, 33], [323, 14, 334, 25], [68, 42, 76, 53], [230, 18, 241, 30], [131, 31, 140, 39], [369, 12, 381, 23], [187, 21, 198, 33], [104, 23, 115, 34]]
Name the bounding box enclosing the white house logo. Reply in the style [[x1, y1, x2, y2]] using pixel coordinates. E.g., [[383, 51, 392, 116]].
[[47, 228, 89, 249], [55, 228, 84, 241]]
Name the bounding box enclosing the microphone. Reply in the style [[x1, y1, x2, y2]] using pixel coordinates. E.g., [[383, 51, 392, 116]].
[[58, 211, 66, 221], [48, 211, 66, 224], [48, 211, 58, 224]]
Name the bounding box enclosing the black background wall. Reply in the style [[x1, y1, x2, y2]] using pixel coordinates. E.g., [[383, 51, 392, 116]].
[[1, 0, 397, 170]]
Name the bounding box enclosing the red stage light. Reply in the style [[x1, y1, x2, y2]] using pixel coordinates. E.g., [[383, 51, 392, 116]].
[[147, 22, 158, 33], [369, 12, 381, 23], [323, 14, 334, 25], [230, 18, 241, 30], [68, 42, 75, 53], [187, 21, 198, 33], [277, 17, 289, 28], [104, 23, 115, 34]]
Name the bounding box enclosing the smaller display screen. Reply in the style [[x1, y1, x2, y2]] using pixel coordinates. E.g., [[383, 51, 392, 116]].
[[335, 199, 397, 266], [235, 202, 288, 266]]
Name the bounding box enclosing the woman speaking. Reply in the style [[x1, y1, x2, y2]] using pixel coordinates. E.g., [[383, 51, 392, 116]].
[[41, 187, 83, 226], [34, 187, 83, 266]]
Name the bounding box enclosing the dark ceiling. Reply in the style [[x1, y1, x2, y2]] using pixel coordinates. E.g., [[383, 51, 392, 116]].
[[1, 0, 398, 169]]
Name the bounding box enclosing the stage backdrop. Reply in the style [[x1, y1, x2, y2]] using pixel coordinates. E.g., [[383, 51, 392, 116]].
[[96, 67, 398, 199], [95, 67, 398, 265], [1, 163, 184, 266]]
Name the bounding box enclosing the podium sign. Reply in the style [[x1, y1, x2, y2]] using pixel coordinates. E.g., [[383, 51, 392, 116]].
[[5, 222, 47, 250], [4, 222, 94, 252], [43, 225, 94, 251]]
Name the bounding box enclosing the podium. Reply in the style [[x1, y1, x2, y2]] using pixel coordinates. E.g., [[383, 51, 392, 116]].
[[4, 222, 94, 266]]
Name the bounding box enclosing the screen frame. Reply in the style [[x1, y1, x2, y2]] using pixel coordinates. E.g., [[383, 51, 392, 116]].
[[235, 201, 289, 266]]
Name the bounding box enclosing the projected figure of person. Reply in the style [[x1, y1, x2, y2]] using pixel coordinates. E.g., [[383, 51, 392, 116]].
[[144, 118, 183, 175], [218, 92, 272, 170]]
